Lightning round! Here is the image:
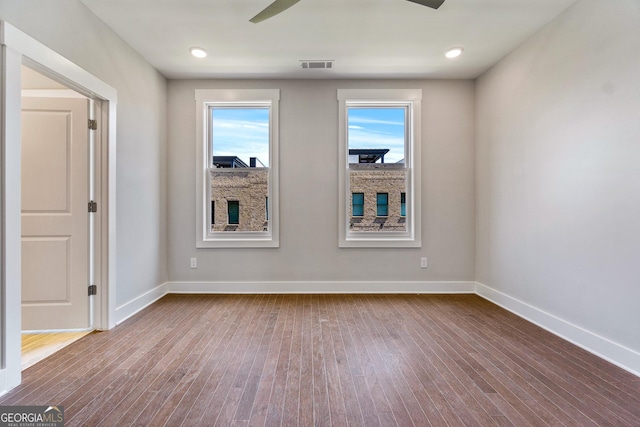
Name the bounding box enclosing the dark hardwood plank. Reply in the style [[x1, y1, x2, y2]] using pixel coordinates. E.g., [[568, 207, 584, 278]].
[[249, 295, 291, 426], [339, 295, 395, 421], [259, 296, 296, 426], [298, 294, 316, 427], [1, 294, 638, 427], [196, 295, 271, 425], [104, 297, 235, 426], [318, 295, 350, 425], [153, 295, 255, 426]]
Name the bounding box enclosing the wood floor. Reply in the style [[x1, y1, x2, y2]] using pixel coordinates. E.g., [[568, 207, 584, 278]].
[[22, 332, 92, 370], [1, 294, 638, 426]]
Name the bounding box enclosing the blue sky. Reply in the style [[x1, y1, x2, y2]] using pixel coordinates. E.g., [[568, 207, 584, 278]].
[[211, 108, 270, 167], [348, 107, 406, 163], [211, 106, 406, 166]]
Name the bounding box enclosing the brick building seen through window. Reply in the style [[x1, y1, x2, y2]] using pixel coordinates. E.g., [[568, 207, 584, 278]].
[[348, 148, 407, 232], [210, 149, 405, 232]]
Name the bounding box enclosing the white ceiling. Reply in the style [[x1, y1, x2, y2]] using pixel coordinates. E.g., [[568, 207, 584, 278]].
[[80, 0, 577, 80]]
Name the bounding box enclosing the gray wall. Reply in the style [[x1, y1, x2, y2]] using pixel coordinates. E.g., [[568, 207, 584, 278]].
[[2, 0, 638, 376], [476, 0, 640, 353], [168, 79, 475, 283], [0, 0, 169, 306]]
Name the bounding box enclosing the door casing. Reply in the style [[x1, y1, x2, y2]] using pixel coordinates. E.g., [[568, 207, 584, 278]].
[[0, 20, 117, 392]]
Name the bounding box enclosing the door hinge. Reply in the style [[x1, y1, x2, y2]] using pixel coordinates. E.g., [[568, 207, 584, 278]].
[[88, 285, 97, 296], [88, 119, 98, 130], [88, 201, 97, 213]]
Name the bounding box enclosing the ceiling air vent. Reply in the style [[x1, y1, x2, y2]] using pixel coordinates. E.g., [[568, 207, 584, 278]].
[[300, 60, 334, 69]]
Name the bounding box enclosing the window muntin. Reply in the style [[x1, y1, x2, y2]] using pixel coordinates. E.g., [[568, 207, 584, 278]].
[[376, 193, 388, 217], [352, 193, 364, 217], [196, 89, 279, 248], [338, 89, 421, 248]]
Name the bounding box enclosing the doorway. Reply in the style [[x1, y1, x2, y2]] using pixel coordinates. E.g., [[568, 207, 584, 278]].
[[20, 66, 95, 367], [1, 20, 117, 392]]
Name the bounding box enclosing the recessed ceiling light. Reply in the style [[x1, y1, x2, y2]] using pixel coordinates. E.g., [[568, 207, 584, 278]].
[[190, 47, 207, 59], [445, 47, 464, 59]]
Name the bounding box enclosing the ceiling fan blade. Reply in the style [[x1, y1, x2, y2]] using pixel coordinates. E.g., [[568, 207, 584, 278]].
[[405, 0, 445, 9], [250, 0, 301, 23]]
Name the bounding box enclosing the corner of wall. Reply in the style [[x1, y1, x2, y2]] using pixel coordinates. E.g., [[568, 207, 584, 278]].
[[475, 282, 640, 378], [115, 282, 169, 325]]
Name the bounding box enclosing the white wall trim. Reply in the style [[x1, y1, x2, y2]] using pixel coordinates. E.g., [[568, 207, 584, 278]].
[[475, 282, 640, 378], [0, 36, 24, 393], [13, 277, 637, 397], [168, 281, 475, 294], [0, 371, 7, 398], [115, 283, 169, 325], [337, 89, 422, 248], [21, 89, 86, 98], [195, 89, 280, 249], [1, 22, 117, 102], [1, 20, 118, 394]]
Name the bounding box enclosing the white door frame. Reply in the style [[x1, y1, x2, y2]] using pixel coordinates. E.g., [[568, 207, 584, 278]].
[[0, 21, 117, 393]]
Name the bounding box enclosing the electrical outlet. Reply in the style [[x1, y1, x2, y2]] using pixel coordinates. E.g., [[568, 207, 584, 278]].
[[190, 257, 197, 269], [420, 257, 428, 269]]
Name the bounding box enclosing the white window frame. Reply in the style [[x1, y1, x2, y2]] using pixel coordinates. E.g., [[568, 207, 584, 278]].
[[195, 89, 280, 248], [338, 89, 422, 248]]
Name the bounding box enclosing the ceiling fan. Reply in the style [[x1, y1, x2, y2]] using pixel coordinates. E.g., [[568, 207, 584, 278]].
[[250, 0, 446, 23]]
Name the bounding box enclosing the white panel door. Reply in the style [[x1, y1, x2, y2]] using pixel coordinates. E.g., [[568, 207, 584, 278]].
[[21, 97, 91, 330]]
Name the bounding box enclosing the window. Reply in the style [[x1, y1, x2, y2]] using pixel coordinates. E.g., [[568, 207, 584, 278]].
[[376, 193, 388, 217], [227, 201, 239, 225], [338, 89, 421, 247], [196, 89, 280, 248], [352, 193, 364, 217]]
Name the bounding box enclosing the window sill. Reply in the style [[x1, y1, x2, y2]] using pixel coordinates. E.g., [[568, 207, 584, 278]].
[[339, 236, 421, 248], [197, 237, 279, 249]]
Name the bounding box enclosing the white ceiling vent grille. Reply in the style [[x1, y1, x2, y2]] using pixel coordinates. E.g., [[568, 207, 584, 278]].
[[300, 60, 334, 69]]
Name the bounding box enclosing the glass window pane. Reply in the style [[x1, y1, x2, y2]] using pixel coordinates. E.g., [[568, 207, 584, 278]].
[[377, 193, 388, 217], [338, 88, 421, 247], [352, 193, 364, 217], [228, 201, 239, 224], [210, 106, 270, 233], [211, 107, 269, 167], [347, 106, 406, 232], [348, 107, 405, 164], [197, 89, 280, 248]]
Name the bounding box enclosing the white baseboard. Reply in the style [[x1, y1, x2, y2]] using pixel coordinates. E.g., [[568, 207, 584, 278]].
[[475, 282, 640, 378], [0, 370, 6, 398], [111, 280, 639, 379], [113, 280, 473, 326], [168, 280, 476, 294], [115, 282, 169, 325]]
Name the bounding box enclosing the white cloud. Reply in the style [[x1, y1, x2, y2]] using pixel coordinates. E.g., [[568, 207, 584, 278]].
[[348, 116, 404, 127], [212, 118, 269, 166], [348, 128, 405, 163]]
